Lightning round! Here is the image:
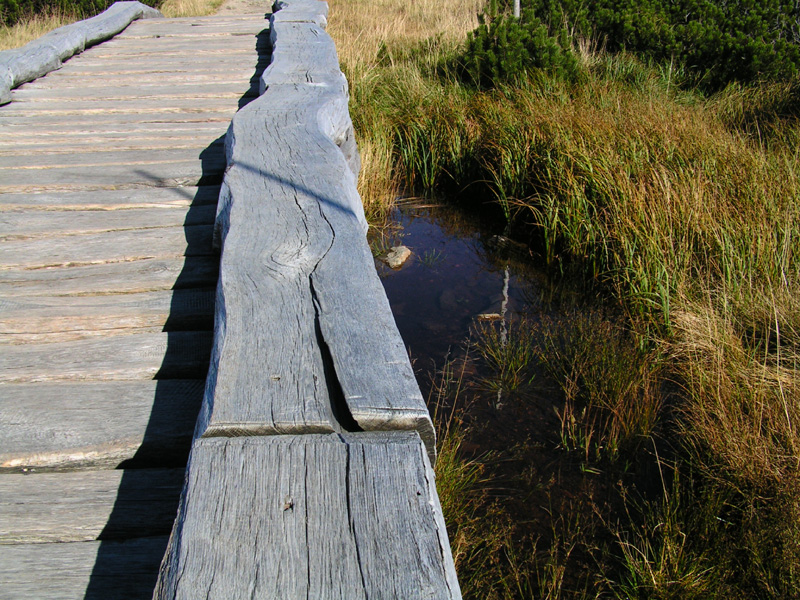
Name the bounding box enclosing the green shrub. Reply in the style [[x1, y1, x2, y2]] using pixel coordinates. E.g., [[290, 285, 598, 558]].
[[463, 0, 800, 91], [459, 6, 580, 88]]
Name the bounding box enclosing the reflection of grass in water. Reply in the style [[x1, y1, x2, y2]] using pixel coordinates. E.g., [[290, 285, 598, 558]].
[[473, 317, 537, 398], [419, 248, 444, 268]]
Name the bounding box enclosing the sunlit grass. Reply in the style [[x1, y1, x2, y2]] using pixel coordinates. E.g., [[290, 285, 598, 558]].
[[333, 0, 800, 591], [0, 11, 73, 50], [159, 0, 225, 18]]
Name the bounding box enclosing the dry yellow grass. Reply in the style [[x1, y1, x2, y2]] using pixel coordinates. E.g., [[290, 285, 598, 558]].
[[159, 0, 225, 18], [0, 12, 73, 50], [326, 0, 484, 220], [328, 0, 483, 73]]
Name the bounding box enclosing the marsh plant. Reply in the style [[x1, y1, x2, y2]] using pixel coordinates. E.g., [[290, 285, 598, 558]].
[[328, 0, 800, 595]]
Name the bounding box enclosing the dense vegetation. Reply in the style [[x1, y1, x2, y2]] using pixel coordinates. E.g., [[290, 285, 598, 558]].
[[330, 0, 800, 597], [463, 0, 800, 90], [0, 0, 160, 27]]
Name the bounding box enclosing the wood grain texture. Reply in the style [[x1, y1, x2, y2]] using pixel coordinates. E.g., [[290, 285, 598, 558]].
[[199, 0, 432, 452], [0, 288, 214, 343], [0, 224, 213, 270], [0, 2, 162, 105], [0, 468, 184, 542], [0, 380, 203, 471], [154, 433, 460, 600], [0, 206, 215, 240], [0, 331, 211, 383], [0, 257, 218, 297], [0, 186, 219, 210], [0, 536, 168, 600]]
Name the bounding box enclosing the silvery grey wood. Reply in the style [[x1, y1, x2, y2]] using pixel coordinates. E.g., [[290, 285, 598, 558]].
[[194, 103, 340, 437], [0, 331, 211, 383], [0, 288, 214, 343], [0, 206, 215, 241], [0, 380, 203, 471], [11, 82, 252, 101], [0, 257, 218, 297], [0, 148, 222, 168], [199, 0, 431, 451], [0, 225, 213, 270], [272, 0, 327, 26], [0, 187, 218, 210], [0, 469, 184, 542], [0, 2, 162, 105], [0, 125, 227, 145], [2, 96, 247, 116], [17, 73, 260, 90], [0, 536, 168, 600], [0, 163, 224, 193], [0, 113, 234, 134], [154, 433, 460, 600]]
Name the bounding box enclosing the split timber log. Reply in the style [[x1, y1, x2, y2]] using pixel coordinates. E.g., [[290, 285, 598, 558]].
[[155, 1, 462, 598], [0, 2, 162, 105]]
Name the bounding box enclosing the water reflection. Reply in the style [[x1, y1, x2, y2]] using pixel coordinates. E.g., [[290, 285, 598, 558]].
[[372, 200, 547, 394]]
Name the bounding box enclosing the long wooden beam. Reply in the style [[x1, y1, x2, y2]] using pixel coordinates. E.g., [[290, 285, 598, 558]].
[[154, 1, 461, 597]]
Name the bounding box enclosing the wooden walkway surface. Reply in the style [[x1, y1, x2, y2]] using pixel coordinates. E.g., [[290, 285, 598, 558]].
[[0, 11, 270, 598]]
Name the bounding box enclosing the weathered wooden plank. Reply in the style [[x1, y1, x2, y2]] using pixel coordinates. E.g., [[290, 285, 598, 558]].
[[0, 139, 224, 156], [0, 163, 224, 193], [0, 331, 212, 383], [0, 206, 215, 240], [154, 433, 460, 600], [0, 128, 226, 147], [0, 288, 214, 343], [0, 257, 218, 296], [0, 185, 220, 210], [0, 113, 234, 131], [0, 224, 213, 270], [0, 469, 184, 542], [15, 73, 261, 90], [11, 82, 254, 101], [0, 536, 168, 600], [0, 380, 203, 471], [1, 96, 246, 116]]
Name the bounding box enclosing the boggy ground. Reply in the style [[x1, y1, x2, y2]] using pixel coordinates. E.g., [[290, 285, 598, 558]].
[[330, 0, 800, 597]]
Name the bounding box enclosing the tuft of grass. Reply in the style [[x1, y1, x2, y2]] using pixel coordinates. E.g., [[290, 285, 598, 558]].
[[474, 317, 537, 397], [159, 0, 224, 18]]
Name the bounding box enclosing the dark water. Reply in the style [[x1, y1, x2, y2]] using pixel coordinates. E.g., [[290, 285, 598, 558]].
[[372, 200, 548, 397]]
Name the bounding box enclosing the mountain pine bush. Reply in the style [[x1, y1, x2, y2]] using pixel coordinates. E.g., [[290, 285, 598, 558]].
[[461, 0, 800, 90]]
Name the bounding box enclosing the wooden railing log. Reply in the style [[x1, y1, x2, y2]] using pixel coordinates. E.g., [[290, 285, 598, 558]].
[[0, 1, 162, 105], [155, 433, 460, 599], [155, 2, 461, 597]]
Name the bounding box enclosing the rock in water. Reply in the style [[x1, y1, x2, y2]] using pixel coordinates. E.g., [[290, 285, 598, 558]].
[[385, 245, 412, 269]]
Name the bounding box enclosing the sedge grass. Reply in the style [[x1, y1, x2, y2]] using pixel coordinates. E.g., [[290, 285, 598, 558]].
[[328, 0, 800, 594]]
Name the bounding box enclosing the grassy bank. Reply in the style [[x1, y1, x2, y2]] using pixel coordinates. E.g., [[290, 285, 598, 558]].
[[329, 0, 800, 597]]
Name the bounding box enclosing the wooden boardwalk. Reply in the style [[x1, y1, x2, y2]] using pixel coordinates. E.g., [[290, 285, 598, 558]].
[[0, 2, 461, 598], [0, 10, 270, 598]]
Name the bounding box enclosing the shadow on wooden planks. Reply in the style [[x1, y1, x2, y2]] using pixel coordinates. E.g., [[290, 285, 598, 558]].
[[81, 25, 272, 600]]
